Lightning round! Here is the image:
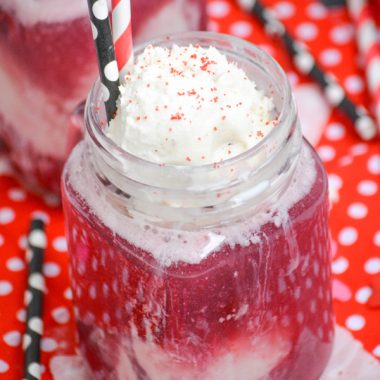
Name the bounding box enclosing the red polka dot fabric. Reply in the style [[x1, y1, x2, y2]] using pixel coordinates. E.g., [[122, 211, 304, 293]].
[[0, 1, 380, 378]]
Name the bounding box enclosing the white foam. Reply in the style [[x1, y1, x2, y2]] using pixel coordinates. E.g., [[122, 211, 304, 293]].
[[108, 45, 276, 165], [0, 0, 89, 26], [67, 141, 317, 266]]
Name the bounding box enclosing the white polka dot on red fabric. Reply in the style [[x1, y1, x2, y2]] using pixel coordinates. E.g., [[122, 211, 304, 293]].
[[317, 145, 336, 162], [345, 315, 366, 331], [0, 359, 9, 373], [347, 202, 368, 219], [43, 193, 60, 208], [8, 188, 26, 202], [306, 2, 327, 20], [339, 155, 353, 167], [338, 227, 358, 246], [328, 174, 343, 189], [16, 309, 26, 322], [350, 143, 368, 156], [51, 307, 70, 324], [41, 338, 58, 352], [271, 1, 295, 19], [374, 231, 380, 246], [373, 345, 380, 357], [0, 207, 15, 225], [3, 331, 21, 347], [357, 180, 378, 196], [0, 234, 4, 247], [295, 22, 318, 41], [18, 234, 27, 250], [207, 1, 230, 18], [53, 237, 68, 252], [355, 286, 372, 304], [43, 263, 61, 278], [364, 258, 380, 274], [329, 24, 354, 45], [367, 154, 380, 175], [207, 20, 219, 32], [344, 75, 364, 94], [320, 48, 342, 66], [64, 288, 73, 300], [332, 257, 349, 274], [6, 257, 25, 272], [229, 21, 253, 38], [0, 281, 13, 296], [325, 122, 345, 141]]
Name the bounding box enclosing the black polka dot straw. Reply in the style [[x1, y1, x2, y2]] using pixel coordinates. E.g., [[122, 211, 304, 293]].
[[237, 0, 377, 141], [87, 0, 120, 122], [320, 0, 346, 8], [23, 218, 46, 380]]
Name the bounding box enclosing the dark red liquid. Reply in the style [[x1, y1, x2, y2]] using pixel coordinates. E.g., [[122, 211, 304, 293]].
[[62, 143, 333, 380]]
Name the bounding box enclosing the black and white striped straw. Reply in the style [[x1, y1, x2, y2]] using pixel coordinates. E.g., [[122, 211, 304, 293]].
[[23, 218, 46, 380], [237, 0, 377, 140], [87, 0, 120, 122]]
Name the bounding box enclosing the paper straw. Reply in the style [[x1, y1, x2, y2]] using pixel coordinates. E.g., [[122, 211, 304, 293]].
[[320, 0, 346, 8], [348, 0, 380, 130], [112, 0, 134, 80], [87, 0, 120, 122], [237, 0, 377, 140], [23, 218, 46, 380]]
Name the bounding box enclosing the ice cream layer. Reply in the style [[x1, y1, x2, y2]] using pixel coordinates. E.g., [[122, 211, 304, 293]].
[[108, 45, 277, 165]]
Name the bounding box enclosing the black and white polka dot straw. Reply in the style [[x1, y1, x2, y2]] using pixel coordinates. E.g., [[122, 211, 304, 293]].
[[23, 218, 46, 380], [237, 0, 377, 141], [87, 0, 120, 122]]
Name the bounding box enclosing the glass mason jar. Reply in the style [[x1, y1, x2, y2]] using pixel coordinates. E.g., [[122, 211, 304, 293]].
[[62, 32, 334, 380], [0, 0, 206, 194]]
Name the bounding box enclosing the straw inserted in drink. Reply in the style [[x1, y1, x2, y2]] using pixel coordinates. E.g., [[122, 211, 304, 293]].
[[112, 0, 134, 80], [87, 0, 120, 122]]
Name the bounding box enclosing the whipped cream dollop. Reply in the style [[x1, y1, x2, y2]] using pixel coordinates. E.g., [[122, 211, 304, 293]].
[[108, 45, 277, 165]]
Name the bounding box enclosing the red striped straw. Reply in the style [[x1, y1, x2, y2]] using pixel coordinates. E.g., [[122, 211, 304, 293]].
[[348, 0, 380, 131], [111, 0, 133, 81]]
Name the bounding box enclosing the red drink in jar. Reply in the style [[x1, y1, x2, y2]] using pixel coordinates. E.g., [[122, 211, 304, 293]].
[[0, 0, 206, 194], [62, 33, 333, 380]]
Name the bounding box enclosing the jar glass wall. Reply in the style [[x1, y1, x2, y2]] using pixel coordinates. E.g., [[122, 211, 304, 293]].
[[62, 32, 333, 380]]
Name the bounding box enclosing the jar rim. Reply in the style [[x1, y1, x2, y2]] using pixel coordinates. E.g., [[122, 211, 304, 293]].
[[85, 31, 294, 175]]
